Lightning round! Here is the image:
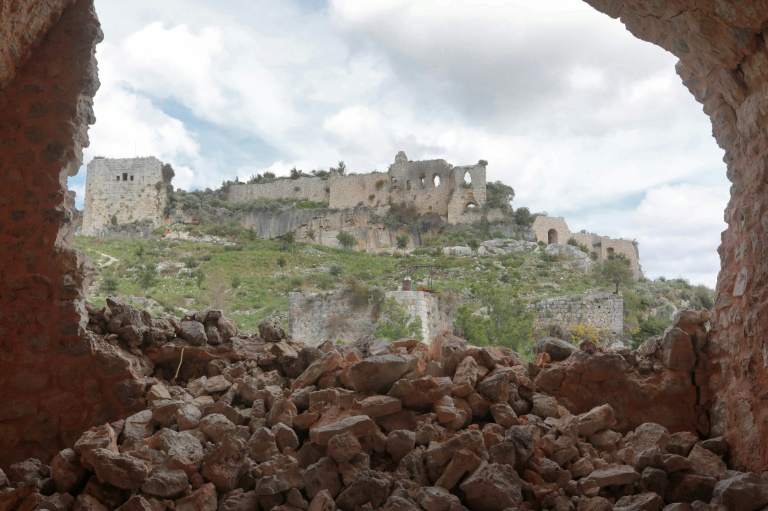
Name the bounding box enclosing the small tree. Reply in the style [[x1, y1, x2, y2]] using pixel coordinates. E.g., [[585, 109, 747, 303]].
[[102, 275, 119, 295], [306, 228, 316, 242], [374, 298, 423, 341], [337, 230, 356, 250], [136, 264, 158, 292], [514, 207, 532, 227], [467, 239, 480, 252], [594, 253, 634, 294], [280, 231, 296, 251], [396, 234, 409, 251]]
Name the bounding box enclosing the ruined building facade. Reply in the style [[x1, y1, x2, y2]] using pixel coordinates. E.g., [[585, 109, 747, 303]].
[[82, 156, 169, 235], [531, 215, 642, 278], [228, 151, 496, 225], [4, 0, 768, 475]]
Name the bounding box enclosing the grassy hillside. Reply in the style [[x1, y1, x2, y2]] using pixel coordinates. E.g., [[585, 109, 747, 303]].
[[75, 223, 714, 353]]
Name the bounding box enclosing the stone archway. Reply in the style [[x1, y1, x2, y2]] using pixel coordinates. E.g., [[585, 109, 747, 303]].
[[0, 0, 767, 472], [548, 228, 558, 244]]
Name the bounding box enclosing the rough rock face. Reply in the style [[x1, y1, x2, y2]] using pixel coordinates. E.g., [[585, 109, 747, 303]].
[[3, 305, 767, 511], [583, 0, 768, 472], [0, 0, 120, 467]]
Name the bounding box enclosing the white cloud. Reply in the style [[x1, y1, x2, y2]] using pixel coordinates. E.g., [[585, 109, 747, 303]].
[[71, 0, 731, 288]]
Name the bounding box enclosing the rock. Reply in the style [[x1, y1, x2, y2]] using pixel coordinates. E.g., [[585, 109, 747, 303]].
[[476, 372, 509, 403], [309, 415, 376, 446], [345, 355, 417, 393], [50, 448, 85, 493], [583, 465, 641, 487], [613, 492, 663, 511], [577, 404, 617, 437], [179, 320, 207, 346], [328, 431, 362, 463], [700, 436, 728, 456], [712, 472, 768, 511], [175, 483, 217, 511], [74, 424, 118, 469], [452, 356, 478, 397], [141, 469, 188, 498], [687, 444, 727, 478], [291, 350, 343, 390], [660, 327, 695, 372], [351, 395, 402, 418], [254, 455, 302, 495], [199, 413, 237, 443], [534, 337, 576, 361], [387, 430, 416, 463], [666, 473, 717, 503], [459, 462, 523, 511], [90, 449, 151, 490], [531, 393, 560, 418], [304, 457, 342, 499], [335, 470, 391, 510], [259, 316, 286, 342], [416, 485, 462, 511], [388, 376, 454, 408]]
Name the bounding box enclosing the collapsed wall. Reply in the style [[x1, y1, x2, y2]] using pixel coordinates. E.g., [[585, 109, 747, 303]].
[[530, 292, 624, 335]]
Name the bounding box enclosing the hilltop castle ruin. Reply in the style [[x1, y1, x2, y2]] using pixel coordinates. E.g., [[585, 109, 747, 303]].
[[228, 151, 500, 225]]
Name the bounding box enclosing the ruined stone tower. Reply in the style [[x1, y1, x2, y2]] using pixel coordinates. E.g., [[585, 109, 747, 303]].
[[82, 156, 169, 235]]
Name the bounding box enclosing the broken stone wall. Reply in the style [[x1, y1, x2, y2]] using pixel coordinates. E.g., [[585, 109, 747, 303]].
[[288, 290, 451, 345], [0, 0, 146, 468], [228, 175, 330, 205], [531, 292, 624, 335], [582, 0, 768, 472]]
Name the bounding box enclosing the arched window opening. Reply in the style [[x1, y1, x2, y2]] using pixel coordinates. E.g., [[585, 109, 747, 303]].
[[420, 174, 426, 186], [464, 171, 472, 185], [548, 229, 558, 244], [465, 202, 478, 210], [607, 247, 615, 256], [433, 174, 441, 187]]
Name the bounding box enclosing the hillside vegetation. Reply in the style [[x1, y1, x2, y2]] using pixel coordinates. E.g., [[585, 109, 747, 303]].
[[75, 223, 713, 357]]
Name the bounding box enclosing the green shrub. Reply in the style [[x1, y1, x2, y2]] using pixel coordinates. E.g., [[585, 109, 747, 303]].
[[374, 298, 422, 341], [337, 230, 356, 250]]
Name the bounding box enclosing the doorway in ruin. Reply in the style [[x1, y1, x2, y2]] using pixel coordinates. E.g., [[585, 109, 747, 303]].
[[548, 228, 558, 244]]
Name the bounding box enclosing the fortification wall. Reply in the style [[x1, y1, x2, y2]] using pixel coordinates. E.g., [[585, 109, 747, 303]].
[[288, 290, 450, 346], [228, 176, 329, 204], [532, 216, 642, 279], [530, 292, 624, 334], [329, 172, 387, 209], [82, 157, 168, 235]]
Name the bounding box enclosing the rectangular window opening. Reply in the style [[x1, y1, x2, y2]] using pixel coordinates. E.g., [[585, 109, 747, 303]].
[[130, 175, 134, 181], [116, 176, 120, 181], [122, 173, 127, 181]]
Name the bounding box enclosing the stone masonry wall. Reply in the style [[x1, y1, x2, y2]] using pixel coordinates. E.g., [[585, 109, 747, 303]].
[[583, 0, 768, 471], [227, 152, 498, 225], [288, 290, 451, 346], [82, 156, 168, 235], [532, 215, 642, 279], [530, 292, 624, 334], [0, 0, 148, 467], [227, 175, 329, 205]]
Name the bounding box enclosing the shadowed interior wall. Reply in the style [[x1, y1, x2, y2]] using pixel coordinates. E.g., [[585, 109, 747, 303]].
[[0, 0, 145, 467], [582, 0, 768, 471]]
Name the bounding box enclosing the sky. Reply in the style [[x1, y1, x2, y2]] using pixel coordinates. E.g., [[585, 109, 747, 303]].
[[69, 0, 731, 287]]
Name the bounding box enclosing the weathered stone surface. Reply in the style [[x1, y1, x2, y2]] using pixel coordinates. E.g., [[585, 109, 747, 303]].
[[140, 469, 188, 498], [661, 327, 695, 372], [90, 449, 151, 490], [175, 483, 217, 511], [50, 448, 85, 493], [535, 337, 576, 361], [583, 465, 641, 488], [345, 355, 416, 393], [459, 462, 523, 511], [577, 404, 617, 437], [309, 415, 376, 446], [259, 316, 286, 342], [388, 376, 454, 408], [712, 472, 768, 511], [179, 320, 207, 346]]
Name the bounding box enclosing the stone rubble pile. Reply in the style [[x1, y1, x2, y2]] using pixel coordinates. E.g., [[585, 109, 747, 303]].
[[1, 302, 765, 511]]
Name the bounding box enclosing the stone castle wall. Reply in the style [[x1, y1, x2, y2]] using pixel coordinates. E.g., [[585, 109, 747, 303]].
[[229, 152, 498, 224], [531, 216, 641, 279], [82, 157, 169, 235], [288, 289, 451, 346], [227, 175, 329, 204], [329, 172, 387, 209], [530, 292, 624, 334]]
